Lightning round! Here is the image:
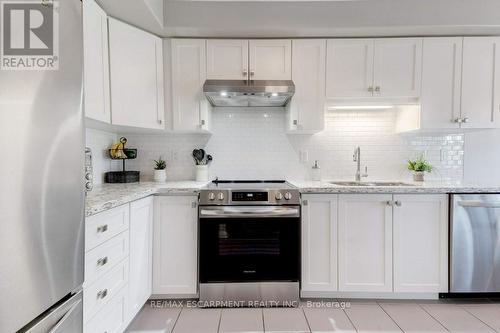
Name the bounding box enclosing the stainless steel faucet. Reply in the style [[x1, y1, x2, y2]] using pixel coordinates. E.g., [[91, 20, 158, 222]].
[[353, 146, 368, 181]]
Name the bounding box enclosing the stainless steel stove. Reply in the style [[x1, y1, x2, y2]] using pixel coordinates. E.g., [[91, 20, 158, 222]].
[[198, 180, 301, 307]]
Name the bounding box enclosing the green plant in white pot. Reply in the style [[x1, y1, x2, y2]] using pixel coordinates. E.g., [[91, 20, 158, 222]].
[[153, 157, 167, 182], [407, 157, 433, 182]]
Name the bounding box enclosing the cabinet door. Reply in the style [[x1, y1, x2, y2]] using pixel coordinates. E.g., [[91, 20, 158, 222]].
[[301, 194, 338, 293], [393, 195, 448, 293], [207, 40, 249, 80], [373, 38, 422, 98], [461, 37, 500, 129], [153, 196, 198, 295], [171, 39, 209, 132], [326, 39, 374, 98], [288, 40, 326, 133], [338, 194, 393, 292], [83, 0, 110, 123], [129, 197, 153, 318], [249, 40, 291, 80], [421, 38, 463, 129], [108, 18, 164, 129]]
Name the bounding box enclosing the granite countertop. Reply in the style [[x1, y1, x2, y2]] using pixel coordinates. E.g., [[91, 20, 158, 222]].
[[85, 181, 209, 217], [85, 180, 500, 217], [288, 180, 500, 194]]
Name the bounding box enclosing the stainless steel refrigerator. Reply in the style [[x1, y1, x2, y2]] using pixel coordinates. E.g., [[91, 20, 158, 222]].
[[0, 0, 85, 332], [450, 194, 500, 293]]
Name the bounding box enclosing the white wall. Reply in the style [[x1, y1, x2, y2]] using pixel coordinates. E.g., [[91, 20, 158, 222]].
[[85, 128, 121, 184], [464, 130, 500, 183], [98, 108, 465, 182]]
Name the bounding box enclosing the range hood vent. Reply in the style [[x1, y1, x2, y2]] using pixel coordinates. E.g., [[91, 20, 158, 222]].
[[203, 80, 295, 107]]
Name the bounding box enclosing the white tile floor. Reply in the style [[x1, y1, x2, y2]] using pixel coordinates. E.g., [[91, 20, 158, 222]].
[[126, 299, 500, 333]]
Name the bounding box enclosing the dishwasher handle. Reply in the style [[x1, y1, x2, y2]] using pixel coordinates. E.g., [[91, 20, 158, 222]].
[[457, 200, 500, 208]]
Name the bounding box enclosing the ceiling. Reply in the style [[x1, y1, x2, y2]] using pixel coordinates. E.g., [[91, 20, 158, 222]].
[[97, 0, 500, 38]]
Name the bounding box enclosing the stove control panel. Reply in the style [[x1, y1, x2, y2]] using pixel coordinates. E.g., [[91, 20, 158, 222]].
[[199, 189, 300, 206]]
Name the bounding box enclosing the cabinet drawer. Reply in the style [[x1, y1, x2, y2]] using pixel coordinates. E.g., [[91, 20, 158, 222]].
[[84, 231, 129, 286], [84, 285, 128, 333], [86, 204, 129, 251], [83, 258, 129, 323]]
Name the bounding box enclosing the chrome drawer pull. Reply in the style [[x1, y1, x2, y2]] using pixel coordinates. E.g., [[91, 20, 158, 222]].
[[97, 257, 108, 267], [97, 289, 108, 300], [96, 225, 108, 233]]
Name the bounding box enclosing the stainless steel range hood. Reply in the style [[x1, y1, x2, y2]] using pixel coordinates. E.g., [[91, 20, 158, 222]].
[[203, 80, 295, 107]]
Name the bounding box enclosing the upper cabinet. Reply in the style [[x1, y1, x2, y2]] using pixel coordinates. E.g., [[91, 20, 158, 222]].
[[415, 37, 500, 131], [326, 38, 422, 100], [460, 37, 500, 129], [288, 39, 326, 133], [326, 39, 374, 98], [108, 18, 164, 130], [83, 0, 110, 123], [249, 40, 292, 80], [169, 39, 210, 132], [373, 38, 422, 98], [420, 37, 463, 130], [207, 40, 249, 80], [206, 39, 291, 81]]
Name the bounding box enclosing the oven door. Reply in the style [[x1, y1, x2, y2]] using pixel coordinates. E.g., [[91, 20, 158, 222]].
[[199, 206, 300, 283]]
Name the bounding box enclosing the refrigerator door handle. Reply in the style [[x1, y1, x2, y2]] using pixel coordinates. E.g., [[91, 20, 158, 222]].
[[457, 200, 500, 208], [47, 299, 82, 333]]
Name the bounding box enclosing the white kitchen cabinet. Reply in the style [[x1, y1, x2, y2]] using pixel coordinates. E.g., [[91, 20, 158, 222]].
[[326, 38, 422, 100], [373, 38, 422, 98], [460, 37, 500, 129], [153, 196, 198, 295], [338, 194, 393, 292], [301, 194, 338, 293], [393, 195, 448, 293], [170, 39, 210, 132], [288, 39, 326, 133], [83, 0, 110, 123], [207, 40, 249, 80], [326, 39, 374, 98], [249, 40, 292, 80], [108, 18, 164, 130], [420, 37, 463, 130], [129, 197, 153, 319]]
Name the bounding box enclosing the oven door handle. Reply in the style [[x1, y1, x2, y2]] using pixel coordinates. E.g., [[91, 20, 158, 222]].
[[199, 206, 300, 218]]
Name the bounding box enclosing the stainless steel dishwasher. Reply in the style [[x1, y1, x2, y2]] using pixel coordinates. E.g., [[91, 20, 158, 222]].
[[450, 194, 500, 293]]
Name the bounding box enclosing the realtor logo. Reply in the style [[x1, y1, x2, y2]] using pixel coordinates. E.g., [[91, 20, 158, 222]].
[[1, 0, 59, 70]]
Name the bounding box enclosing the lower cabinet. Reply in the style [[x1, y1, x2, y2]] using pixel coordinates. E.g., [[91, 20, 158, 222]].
[[84, 196, 154, 333], [338, 194, 393, 292], [153, 195, 198, 295], [301, 194, 338, 292], [393, 194, 448, 292], [301, 193, 449, 295], [129, 197, 154, 318]]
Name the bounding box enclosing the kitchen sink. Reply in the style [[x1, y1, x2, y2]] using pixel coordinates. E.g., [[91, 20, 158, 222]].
[[330, 181, 416, 187]]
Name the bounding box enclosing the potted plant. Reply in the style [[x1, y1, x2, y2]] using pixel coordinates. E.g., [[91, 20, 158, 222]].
[[407, 157, 433, 182], [153, 157, 167, 182]]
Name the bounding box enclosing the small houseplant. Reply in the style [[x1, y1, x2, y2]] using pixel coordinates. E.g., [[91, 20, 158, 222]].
[[407, 157, 433, 182], [153, 157, 167, 182]]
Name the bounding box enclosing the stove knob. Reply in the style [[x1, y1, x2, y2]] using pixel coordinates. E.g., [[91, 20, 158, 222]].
[[284, 192, 292, 200], [218, 192, 225, 201], [208, 192, 216, 200], [275, 192, 283, 200]]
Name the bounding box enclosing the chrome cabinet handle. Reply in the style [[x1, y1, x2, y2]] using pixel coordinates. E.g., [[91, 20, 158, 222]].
[[386, 200, 394, 206], [96, 225, 108, 233], [293, 120, 298, 126], [394, 200, 402, 207], [453, 118, 461, 123], [302, 200, 308, 206], [157, 119, 163, 124], [243, 69, 248, 76], [368, 86, 374, 92], [374, 86, 381, 92], [200, 119, 206, 126], [97, 289, 108, 300], [462, 117, 470, 123], [191, 202, 197, 208], [97, 257, 108, 267], [250, 70, 255, 77]]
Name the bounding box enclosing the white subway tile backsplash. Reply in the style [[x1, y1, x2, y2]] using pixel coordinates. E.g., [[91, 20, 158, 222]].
[[87, 108, 464, 182]]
